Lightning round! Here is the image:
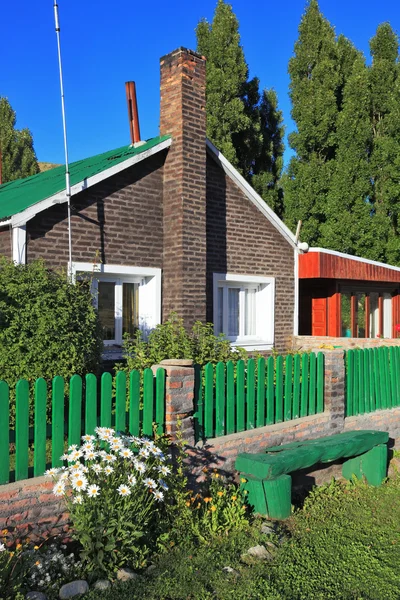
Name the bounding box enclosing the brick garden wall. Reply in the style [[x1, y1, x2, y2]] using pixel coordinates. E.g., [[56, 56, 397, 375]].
[[0, 476, 68, 543], [294, 335, 400, 351], [0, 226, 12, 259], [2, 351, 400, 539]]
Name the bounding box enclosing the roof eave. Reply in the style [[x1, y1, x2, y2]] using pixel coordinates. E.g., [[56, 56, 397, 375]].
[[206, 139, 297, 249], [10, 137, 172, 227]]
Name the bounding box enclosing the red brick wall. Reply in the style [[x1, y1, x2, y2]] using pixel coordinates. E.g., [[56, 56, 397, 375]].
[[26, 153, 165, 269], [160, 48, 207, 326], [294, 335, 400, 352], [206, 156, 295, 352], [0, 477, 68, 542], [0, 226, 12, 259]]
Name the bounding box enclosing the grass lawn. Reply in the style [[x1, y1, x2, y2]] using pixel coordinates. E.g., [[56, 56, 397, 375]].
[[86, 473, 400, 600]]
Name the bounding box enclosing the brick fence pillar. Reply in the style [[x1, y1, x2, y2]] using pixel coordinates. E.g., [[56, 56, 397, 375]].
[[322, 349, 346, 433], [151, 359, 195, 446]]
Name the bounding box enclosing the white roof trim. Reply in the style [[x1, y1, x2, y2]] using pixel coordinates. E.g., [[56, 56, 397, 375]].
[[309, 247, 400, 273], [11, 138, 172, 227], [206, 139, 297, 248]]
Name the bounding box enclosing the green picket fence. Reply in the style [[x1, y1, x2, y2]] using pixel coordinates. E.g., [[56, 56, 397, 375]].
[[0, 369, 166, 485], [194, 353, 324, 441], [346, 346, 400, 416]]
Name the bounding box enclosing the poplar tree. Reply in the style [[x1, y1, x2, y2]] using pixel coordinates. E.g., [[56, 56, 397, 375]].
[[196, 0, 284, 211], [283, 0, 341, 244], [368, 24, 400, 264], [320, 56, 373, 255], [0, 97, 39, 183]]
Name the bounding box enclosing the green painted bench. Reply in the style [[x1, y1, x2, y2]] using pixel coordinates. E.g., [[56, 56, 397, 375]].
[[235, 430, 389, 519]]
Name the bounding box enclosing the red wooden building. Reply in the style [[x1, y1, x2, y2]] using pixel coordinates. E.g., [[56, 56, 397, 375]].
[[299, 248, 400, 339]]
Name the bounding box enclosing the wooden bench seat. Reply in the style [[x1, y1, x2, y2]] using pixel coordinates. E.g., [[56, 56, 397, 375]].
[[235, 430, 389, 519]]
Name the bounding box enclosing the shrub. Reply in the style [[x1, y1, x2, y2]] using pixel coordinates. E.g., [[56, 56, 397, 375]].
[[0, 541, 26, 599], [48, 428, 173, 578], [0, 259, 103, 423], [121, 313, 247, 372]]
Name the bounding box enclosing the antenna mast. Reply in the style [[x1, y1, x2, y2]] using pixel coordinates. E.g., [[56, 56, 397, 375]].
[[53, 0, 72, 278]]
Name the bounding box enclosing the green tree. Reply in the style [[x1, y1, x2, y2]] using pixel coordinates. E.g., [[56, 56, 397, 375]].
[[0, 97, 39, 183], [320, 55, 373, 256], [368, 23, 400, 264], [0, 259, 103, 424], [283, 0, 341, 244], [196, 0, 284, 211]]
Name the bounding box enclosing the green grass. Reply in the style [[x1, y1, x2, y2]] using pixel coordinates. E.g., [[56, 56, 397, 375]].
[[85, 475, 400, 600]]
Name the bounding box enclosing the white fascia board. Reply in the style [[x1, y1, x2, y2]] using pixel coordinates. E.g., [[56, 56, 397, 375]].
[[206, 139, 297, 249], [11, 138, 172, 227], [0, 219, 12, 227], [309, 246, 400, 273]]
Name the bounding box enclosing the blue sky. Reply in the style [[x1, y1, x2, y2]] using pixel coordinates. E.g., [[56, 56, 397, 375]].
[[1, 0, 399, 166]]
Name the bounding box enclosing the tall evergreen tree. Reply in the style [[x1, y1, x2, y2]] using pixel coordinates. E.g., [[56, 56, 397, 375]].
[[283, 0, 342, 244], [196, 0, 284, 211], [320, 55, 373, 255], [368, 24, 400, 264], [0, 97, 39, 183]]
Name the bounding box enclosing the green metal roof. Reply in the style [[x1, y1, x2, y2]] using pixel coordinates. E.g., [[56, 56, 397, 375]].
[[0, 135, 170, 222]]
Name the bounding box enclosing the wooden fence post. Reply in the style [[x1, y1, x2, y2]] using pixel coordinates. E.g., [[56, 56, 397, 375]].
[[151, 359, 195, 446]]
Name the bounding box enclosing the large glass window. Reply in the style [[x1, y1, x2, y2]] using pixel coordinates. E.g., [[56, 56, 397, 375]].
[[96, 279, 139, 344], [340, 288, 394, 339]]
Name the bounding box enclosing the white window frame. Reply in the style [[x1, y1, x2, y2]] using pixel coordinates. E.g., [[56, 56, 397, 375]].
[[213, 273, 275, 351], [72, 262, 161, 346]]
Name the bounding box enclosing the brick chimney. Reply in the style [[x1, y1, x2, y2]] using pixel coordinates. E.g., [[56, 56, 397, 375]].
[[160, 47, 207, 327]]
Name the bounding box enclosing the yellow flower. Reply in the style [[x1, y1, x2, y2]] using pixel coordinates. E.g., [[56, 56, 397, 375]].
[[185, 501, 191, 507], [232, 496, 237, 501], [16, 543, 22, 550], [204, 497, 212, 503], [1, 529, 8, 535], [34, 546, 39, 550], [196, 503, 201, 509], [210, 505, 217, 512], [213, 473, 220, 478], [217, 491, 224, 497], [240, 478, 247, 484]]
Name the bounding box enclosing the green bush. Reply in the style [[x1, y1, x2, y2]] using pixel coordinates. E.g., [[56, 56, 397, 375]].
[[0, 259, 103, 423], [121, 313, 247, 372]]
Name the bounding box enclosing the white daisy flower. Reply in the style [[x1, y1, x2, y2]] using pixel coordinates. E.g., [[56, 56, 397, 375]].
[[87, 485, 100, 497], [128, 435, 141, 445], [68, 449, 83, 462], [84, 450, 97, 461], [53, 481, 65, 497], [139, 448, 150, 459], [104, 465, 114, 476], [158, 465, 171, 476], [60, 453, 69, 461], [72, 494, 83, 505], [127, 474, 137, 486], [153, 490, 164, 502], [0, 543, 6, 552], [117, 484, 131, 497], [142, 438, 155, 449], [91, 464, 102, 474], [135, 461, 146, 474], [68, 444, 78, 452], [82, 434, 95, 442], [102, 453, 117, 463], [119, 448, 133, 459], [143, 477, 157, 489], [71, 476, 88, 492], [44, 467, 60, 477], [82, 442, 95, 452], [69, 463, 83, 472], [59, 471, 69, 481]]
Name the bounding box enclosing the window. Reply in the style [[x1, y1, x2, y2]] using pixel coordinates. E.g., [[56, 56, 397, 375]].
[[213, 273, 275, 350], [340, 286, 395, 339], [72, 263, 161, 347]]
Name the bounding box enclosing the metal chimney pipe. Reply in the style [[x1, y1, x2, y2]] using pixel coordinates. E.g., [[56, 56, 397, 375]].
[[125, 81, 141, 144]]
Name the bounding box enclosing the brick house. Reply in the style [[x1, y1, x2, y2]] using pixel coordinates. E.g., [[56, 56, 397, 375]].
[[0, 47, 300, 357]]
